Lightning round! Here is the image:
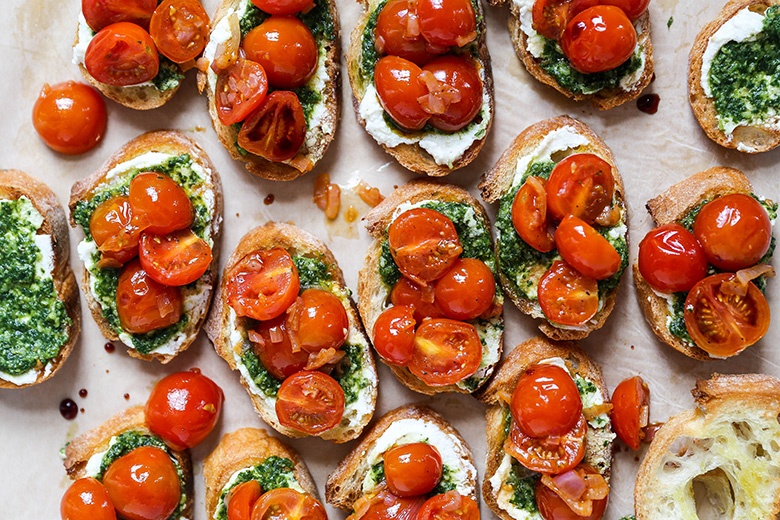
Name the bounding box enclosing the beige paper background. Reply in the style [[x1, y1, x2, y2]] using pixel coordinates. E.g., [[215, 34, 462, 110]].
[[1, 0, 778, 518]]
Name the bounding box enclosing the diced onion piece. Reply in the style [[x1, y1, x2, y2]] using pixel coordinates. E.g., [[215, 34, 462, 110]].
[[723, 264, 775, 297], [325, 184, 341, 220], [248, 329, 265, 347], [313, 173, 330, 211], [454, 30, 477, 47], [550, 470, 587, 501], [355, 180, 384, 207], [304, 347, 346, 371], [211, 13, 240, 72], [582, 402, 613, 421]]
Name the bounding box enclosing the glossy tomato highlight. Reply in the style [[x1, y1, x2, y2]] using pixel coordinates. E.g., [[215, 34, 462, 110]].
[[638, 223, 707, 293], [33, 81, 106, 155]]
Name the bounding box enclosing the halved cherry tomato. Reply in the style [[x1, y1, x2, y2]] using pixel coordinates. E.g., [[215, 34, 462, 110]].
[[601, 0, 650, 20], [372, 305, 417, 366], [532, 0, 599, 41], [276, 371, 345, 434], [129, 172, 194, 235], [238, 91, 307, 162], [685, 273, 770, 357], [375, 0, 445, 65], [251, 316, 309, 380], [61, 477, 116, 520], [638, 223, 708, 293], [251, 0, 315, 15], [535, 465, 608, 520], [384, 442, 443, 497], [555, 215, 621, 281], [117, 260, 183, 334], [293, 288, 349, 353], [417, 491, 479, 520], [388, 208, 463, 285], [216, 59, 269, 125], [348, 490, 425, 520], [149, 0, 210, 63], [225, 248, 301, 321], [243, 16, 318, 89], [434, 258, 495, 320], [692, 194, 772, 272], [511, 364, 583, 438], [546, 154, 614, 224], [538, 260, 599, 326], [409, 318, 481, 386], [419, 55, 482, 132], [512, 176, 555, 253], [374, 56, 430, 131], [102, 446, 181, 520], [251, 488, 327, 520], [611, 376, 649, 450], [139, 229, 213, 286], [82, 0, 157, 32], [32, 81, 106, 155], [227, 481, 263, 520], [561, 6, 637, 73], [390, 277, 444, 322], [85, 23, 160, 86], [416, 0, 477, 47], [90, 196, 144, 266], [505, 415, 586, 474]]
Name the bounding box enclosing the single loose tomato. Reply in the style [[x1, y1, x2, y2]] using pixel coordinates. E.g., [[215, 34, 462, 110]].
[[512, 176, 555, 253], [225, 248, 300, 321], [535, 465, 608, 520], [611, 376, 649, 450], [251, 488, 327, 520], [82, 0, 157, 31], [372, 305, 416, 366], [348, 490, 425, 520], [149, 0, 210, 63], [638, 224, 708, 293], [511, 364, 583, 438], [139, 229, 213, 287], [417, 491, 479, 520], [276, 371, 345, 434], [532, 0, 599, 41], [418, 55, 482, 132], [117, 259, 183, 334], [390, 277, 444, 322], [434, 258, 496, 320], [384, 443, 443, 497], [546, 154, 614, 224], [416, 0, 477, 47], [601, 0, 650, 20], [505, 415, 586, 474], [388, 208, 463, 285], [90, 196, 144, 266], [226, 481, 263, 520], [251, 316, 309, 380], [243, 16, 318, 89], [555, 215, 621, 281], [538, 260, 599, 326], [375, 0, 445, 65], [409, 318, 481, 386], [216, 59, 269, 125], [692, 194, 772, 271], [129, 172, 194, 235], [293, 289, 349, 353], [238, 91, 307, 162], [561, 6, 637, 73], [374, 56, 430, 131], [85, 23, 160, 86], [32, 81, 106, 155], [102, 446, 181, 520], [61, 477, 116, 520], [251, 0, 314, 15]]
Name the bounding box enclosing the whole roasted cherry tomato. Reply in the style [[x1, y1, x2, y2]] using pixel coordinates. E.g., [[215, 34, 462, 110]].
[[512, 176, 555, 253], [374, 56, 430, 131], [611, 376, 649, 450], [216, 59, 269, 125], [416, 0, 477, 47], [638, 223, 708, 293], [139, 229, 213, 287], [555, 215, 621, 281], [375, 0, 445, 65], [85, 23, 160, 86], [384, 443, 443, 497], [225, 248, 300, 321], [512, 364, 583, 438], [129, 172, 194, 235], [561, 6, 637, 73], [61, 477, 116, 520], [532, 0, 599, 41], [243, 16, 318, 89], [349, 490, 425, 520], [505, 415, 586, 474], [294, 288, 349, 353], [419, 55, 482, 132], [434, 258, 495, 320], [251, 316, 309, 380], [601, 0, 650, 20], [251, 488, 327, 520], [149, 0, 210, 63], [82, 0, 157, 31], [276, 371, 345, 434], [409, 318, 481, 386], [117, 259, 183, 334], [32, 81, 106, 155], [546, 154, 614, 224], [226, 481, 263, 520], [417, 491, 479, 520], [251, 0, 315, 15], [535, 465, 609, 520], [238, 91, 307, 162], [372, 305, 416, 366], [90, 196, 144, 266], [692, 194, 772, 271], [390, 277, 444, 322], [538, 260, 599, 326], [102, 446, 181, 520]]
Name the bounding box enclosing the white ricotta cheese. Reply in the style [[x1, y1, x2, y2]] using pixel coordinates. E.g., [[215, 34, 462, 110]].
[[538, 356, 609, 428], [510, 126, 590, 189], [491, 454, 544, 520]]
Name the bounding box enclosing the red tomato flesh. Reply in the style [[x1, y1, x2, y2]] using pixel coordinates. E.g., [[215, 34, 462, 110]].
[[149, 0, 210, 63], [90, 196, 144, 267], [275, 370, 345, 434], [32, 81, 106, 155], [512, 364, 583, 438], [419, 55, 482, 132], [139, 229, 213, 287], [251, 488, 327, 520], [611, 376, 649, 450], [251, 0, 315, 15], [225, 248, 301, 321], [409, 318, 481, 386], [555, 215, 621, 281], [129, 172, 194, 236], [294, 288, 349, 353], [416, 491, 479, 520], [546, 153, 614, 224], [390, 276, 444, 322], [116, 259, 183, 334], [537, 260, 599, 326], [237, 91, 307, 162], [226, 481, 263, 520], [532, 0, 599, 41], [512, 176, 555, 253], [416, 0, 477, 47], [505, 415, 586, 474], [216, 59, 269, 125], [349, 490, 425, 520], [85, 22, 160, 86], [375, 0, 445, 65], [82, 0, 156, 31]]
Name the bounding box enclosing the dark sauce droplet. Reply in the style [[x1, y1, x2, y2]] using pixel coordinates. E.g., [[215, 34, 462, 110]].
[[124, 393, 130, 400], [78, 388, 88, 398], [80, 408, 85, 413], [264, 194, 275, 205], [189, 367, 201, 374], [637, 94, 660, 114], [104, 342, 115, 353], [59, 398, 78, 420]]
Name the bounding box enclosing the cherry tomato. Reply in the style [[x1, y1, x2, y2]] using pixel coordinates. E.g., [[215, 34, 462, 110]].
[[61, 477, 116, 520], [139, 229, 213, 287], [251, 488, 327, 520], [129, 172, 194, 236], [251, 0, 315, 15], [685, 273, 770, 357], [611, 376, 649, 450], [390, 277, 444, 322], [388, 208, 463, 285], [409, 318, 481, 386], [555, 215, 621, 281], [85, 23, 160, 86], [350, 490, 425, 520], [505, 415, 586, 474], [546, 154, 614, 224], [372, 305, 416, 366], [225, 248, 300, 321], [243, 16, 318, 89], [102, 446, 180, 520], [692, 194, 772, 271], [117, 259, 183, 334], [375, 0, 444, 65], [434, 258, 495, 320], [226, 481, 263, 520], [638, 224, 708, 293], [149, 0, 210, 64], [252, 316, 309, 380], [237, 91, 307, 162], [145, 370, 224, 450], [90, 196, 144, 266], [417, 491, 479, 520], [538, 260, 599, 326], [384, 443, 443, 497], [82, 0, 156, 32], [216, 59, 269, 125], [601, 0, 650, 20], [416, 0, 477, 47], [32, 81, 106, 155], [512, 176, 555, 253], [294, 289, 349, 353], [535, 465, 608, 520], [532, 0, 599, 41], [374, 56, 430, 131], [419, 55, 482, 132], [276, 371, 345, 434], [561, 6, 637, 73], [511, 364, 583, 438]]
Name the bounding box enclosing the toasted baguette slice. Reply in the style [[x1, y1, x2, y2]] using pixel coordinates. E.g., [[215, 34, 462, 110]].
[[325, 404, 478, 510], [346, 0, 494, 176], [358, 180, 504, 395], [197, 0, 340, 181], [635, 374, 780, 519], [479, 116, 628, 341], [476, 337, 614, 520], [64, 406, 194, 519], [204, 428, 319, 519], [69, 130, 223, 363], [0, 170, 80, 388], [206, 222, 377, 442], [632, 167, 760, 360], [689, 0, 780, 153]]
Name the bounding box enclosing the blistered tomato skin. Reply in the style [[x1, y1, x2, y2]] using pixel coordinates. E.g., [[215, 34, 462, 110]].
[[375, 0, 445, 65], [61, 477, 117, 520], [32, 81, 106, 155], [372, 305, 416, 366], [374, 56, 431, 131], [420, 55, 483, 132], [638, 223, 708, 293], [85, 22, 160, 86], [434, 258, 495, 320], [561, 5, 637, 74], [416, 0, 477, 48], [243, 16, 318, 89], [511, 364, 582, 438], [384, 443, 443, 497], [611, 376, 650, 450], [116, 259, 183, 334], [82, 0, 157, 31]]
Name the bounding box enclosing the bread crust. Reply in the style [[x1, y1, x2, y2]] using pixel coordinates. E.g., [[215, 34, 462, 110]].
[[68, 130, 224, 363], [479, 116, 628, 340], [0, 170, 80, 388], [205, 222, 378, 442], [689, 0, 780, 153]]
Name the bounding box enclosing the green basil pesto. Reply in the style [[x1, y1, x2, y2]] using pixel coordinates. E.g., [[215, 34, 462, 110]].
[[215, 457, 299, 520], [153, 58, 185, 91], [294, 254, 333, 287], [619, 516, 637, 520], [0, 198, 70, 375], [505, 461, 541, 514]]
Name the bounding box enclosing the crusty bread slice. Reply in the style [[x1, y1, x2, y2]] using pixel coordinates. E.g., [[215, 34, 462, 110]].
[[635, 373, 780, 519], [633, 167, 755, 360], [325, 403, 478, 510], [358, 179, 504, 395], [345, 0, 494, 176], [69, 130, 224, 363], [479, 116, 628, 341], [204, 428, 319, 518], [205, 222, 378, 443], [689, 0, 780, 153], [197, 0, 341, 181], [476, 337, 614, 520], [0, 170, 80, 388]]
